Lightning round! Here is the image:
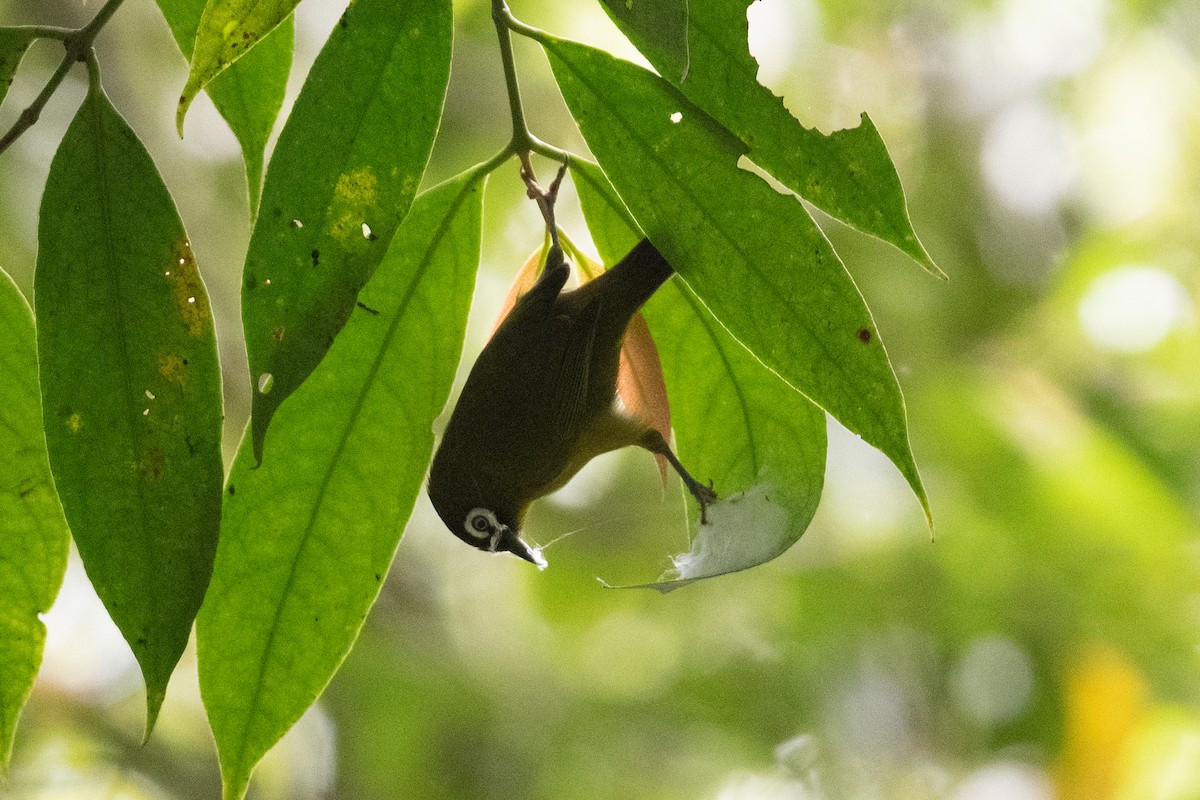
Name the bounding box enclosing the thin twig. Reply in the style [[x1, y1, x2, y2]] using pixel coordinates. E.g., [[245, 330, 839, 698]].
[[0, 0, 126, 156], [490, 0, 573, 247]]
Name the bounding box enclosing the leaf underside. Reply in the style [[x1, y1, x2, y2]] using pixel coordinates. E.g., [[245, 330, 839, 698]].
[[0, 269, 70, 775], [604, 0, 941, 276], [35, 84, 224, 733], [573, 160, 827, 589], [241, 0, 453, 461], [177, 0, 299, 132], [155, 0, 293, 212], [597, 0, 689, 81], [548, 37, 929, 521], [199, 172, 484, 800], [0, 28, 37, 111]]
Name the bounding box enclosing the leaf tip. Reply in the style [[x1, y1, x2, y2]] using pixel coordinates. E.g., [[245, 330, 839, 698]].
[[914, 246, 947, 281], [143, 685, 167, 743], [175, 93, 191, 138], [901, 460, 935, 532]]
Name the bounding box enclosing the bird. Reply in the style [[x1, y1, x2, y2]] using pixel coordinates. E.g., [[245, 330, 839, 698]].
[[427, 237, 716, 566]]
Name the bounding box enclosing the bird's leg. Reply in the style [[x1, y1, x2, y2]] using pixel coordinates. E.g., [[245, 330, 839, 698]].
[[639, 430, 718, 524]]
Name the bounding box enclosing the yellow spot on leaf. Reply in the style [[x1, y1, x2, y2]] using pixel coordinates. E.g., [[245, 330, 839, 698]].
[[168, 240, 210, 337], [67, 413, 82, 432], [159, 354, 187, 387], [327, 168, 378, 245]]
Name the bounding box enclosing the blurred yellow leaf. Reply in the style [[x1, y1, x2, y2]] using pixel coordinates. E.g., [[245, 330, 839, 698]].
[[1057, 646, 1148, 800]]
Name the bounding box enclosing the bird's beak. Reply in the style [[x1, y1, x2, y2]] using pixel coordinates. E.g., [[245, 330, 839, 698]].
[[497, 530, 548, 570]]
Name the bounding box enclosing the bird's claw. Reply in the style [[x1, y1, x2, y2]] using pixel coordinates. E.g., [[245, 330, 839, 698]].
[[691, 479, 717, 525], [519, 157, 569, 251]]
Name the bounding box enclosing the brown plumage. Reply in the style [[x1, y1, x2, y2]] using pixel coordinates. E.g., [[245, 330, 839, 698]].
[[427, 238, 715, 565]]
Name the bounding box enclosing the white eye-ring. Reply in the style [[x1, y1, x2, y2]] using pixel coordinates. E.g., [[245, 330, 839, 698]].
[[464, 508, 498, 540]]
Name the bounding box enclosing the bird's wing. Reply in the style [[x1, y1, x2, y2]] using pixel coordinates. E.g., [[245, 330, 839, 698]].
[[548, 297, 602, 449]]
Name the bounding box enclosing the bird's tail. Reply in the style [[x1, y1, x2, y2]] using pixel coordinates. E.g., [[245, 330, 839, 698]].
[[592, 238, 674, 318]]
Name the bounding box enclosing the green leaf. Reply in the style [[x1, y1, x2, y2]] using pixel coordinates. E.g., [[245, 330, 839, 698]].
[[35, 83, 224, 734], [0, 269, 69, 776], [597, 0, 689, 81], [569, 159, 643, 267], [547, 37, 929, 521], [199, 172, 483, 800], [206, 21, 291, 213], [0, 28, 36, 111], [642, 282, 828, 589], [606, 0, 941, 276], [241, 0, 452, 462], [574, 160, 827, 589], [176, 0, 297, 132], [156, 0, 293, 212]]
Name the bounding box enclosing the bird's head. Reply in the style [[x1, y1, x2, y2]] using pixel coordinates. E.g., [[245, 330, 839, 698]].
[[428, 480, 546, 568], [459, 506, 545, 566]]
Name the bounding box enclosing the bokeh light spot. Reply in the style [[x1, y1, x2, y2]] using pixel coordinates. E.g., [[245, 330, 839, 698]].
[[951, 762, 1053, 800], [1077, 265, 1192, 353], [981, 101, 1075, 215], [951, 635, 1034, 726]]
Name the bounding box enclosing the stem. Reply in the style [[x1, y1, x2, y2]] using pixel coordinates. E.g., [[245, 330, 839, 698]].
[[76, 0, 127, 43], [490, 0, 574, 172], [491, 0, 532, 154], [11, 26, 73, 41], [0, 0, 126, 156], [497, 7, 551, 45], [489, 0, 575, 250]]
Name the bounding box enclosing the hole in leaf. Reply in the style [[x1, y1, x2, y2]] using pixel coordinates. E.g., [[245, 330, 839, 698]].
[[257, 373, 274, 394], [669, 112, 683, 123]]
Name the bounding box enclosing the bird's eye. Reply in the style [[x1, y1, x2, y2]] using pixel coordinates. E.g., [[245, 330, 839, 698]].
[[464, 508, 497, 539]]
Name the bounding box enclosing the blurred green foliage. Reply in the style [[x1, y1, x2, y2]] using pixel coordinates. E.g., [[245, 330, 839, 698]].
[[1, 0, 1198, 797]]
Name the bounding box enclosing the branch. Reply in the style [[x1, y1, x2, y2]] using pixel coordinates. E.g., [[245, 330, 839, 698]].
[[489, 0, 576, 249], [0, 0, 126, 156]]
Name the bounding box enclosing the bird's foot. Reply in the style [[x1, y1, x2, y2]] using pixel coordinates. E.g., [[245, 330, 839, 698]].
[[687, 478, 718, 525], [518, 155, 568, 251]]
